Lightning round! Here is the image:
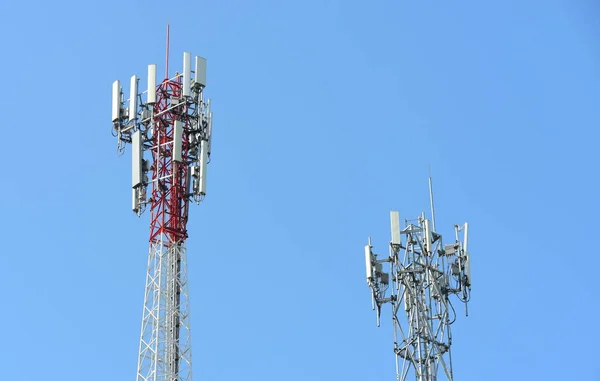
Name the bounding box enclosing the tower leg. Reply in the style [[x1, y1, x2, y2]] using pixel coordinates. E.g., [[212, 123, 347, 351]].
[[137, 239, 193, 381]]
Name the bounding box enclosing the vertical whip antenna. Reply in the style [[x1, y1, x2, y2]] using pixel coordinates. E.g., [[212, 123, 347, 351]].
[[428, 166, 437, 232], [165, 24, 170, 79]]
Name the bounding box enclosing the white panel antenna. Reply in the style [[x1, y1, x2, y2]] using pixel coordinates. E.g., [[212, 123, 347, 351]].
[[182, 52, 191, 97], [464, 222, 469, 253], [173, 120, 183, 162], [364, 245, 373, 283], [194, 56, 207, 88], [390, 211, 400, 247], [112, 80, 121, 122], [129, 75, 138, 123], [147, 64, 157, 104], [424, 219, 432, 254], [198, 140, 208, 195], [464, 222, 470, 285], [132, 130, 143, 187]]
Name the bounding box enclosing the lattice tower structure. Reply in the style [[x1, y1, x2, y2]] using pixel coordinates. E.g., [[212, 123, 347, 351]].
[[111, 44, 212, 381], [365, 210, 471, 381]]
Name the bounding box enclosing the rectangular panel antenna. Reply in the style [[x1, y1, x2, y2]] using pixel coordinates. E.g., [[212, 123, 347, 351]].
[[173, 121, 183, 162], [129, 75, 138, 122], [464, 223, 470, 285], [186, 169, 192, 195], [132, 131, 142, 187], [112, 80, 120, 122], [199, 140, 208, 195], [147, 64, 157, 104], [390, 210, 400, 246], [207, 111, 213, 156], [364, 245, 373, 283], [464, 222, 469, 253], [194, 56, 207, 87], [182, 52, 191, 97], [132, 188, 138, 213], [424, 219, 432, 254]]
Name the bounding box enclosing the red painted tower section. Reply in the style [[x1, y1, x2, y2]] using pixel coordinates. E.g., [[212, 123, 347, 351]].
[[149, 79, 190, 244]]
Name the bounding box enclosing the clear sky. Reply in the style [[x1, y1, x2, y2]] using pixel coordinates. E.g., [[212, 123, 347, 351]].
[[0, 0, 598, 380]]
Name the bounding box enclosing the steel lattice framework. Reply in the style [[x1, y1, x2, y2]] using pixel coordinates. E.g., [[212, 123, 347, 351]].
[[111, 36, 212, 381], [137, 79, 195, 381], [365, 208, 471, 381]]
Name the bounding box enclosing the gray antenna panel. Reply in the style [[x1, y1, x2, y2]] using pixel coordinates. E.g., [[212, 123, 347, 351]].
[[390, 211, 401, 245], [404, 290, 411, 311], [129, 75, 138, 122], [112, 80, 121, 122], [198, 140, 208, 195], [132, 130, 142, 187], [132, 188, 138, 213], [173, 120, 183, 162], [206, 99, 212, 155], [194, 56, 206, 87], [182, 52, 191, 97], [207, 111, 213, 156], [147, 64, 157, 104], [186, 169, 192, 196]]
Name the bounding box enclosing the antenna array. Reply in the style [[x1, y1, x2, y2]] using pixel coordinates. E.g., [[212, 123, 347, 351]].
[[111, 47, 212, 381], [365, 191, 471, 381]]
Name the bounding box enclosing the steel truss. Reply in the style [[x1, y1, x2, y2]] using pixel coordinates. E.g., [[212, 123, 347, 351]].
[[135, 75, 209, 381], [366, 213, 470, 381], [137, 240, 193, 381], [112, 42, 212, 381]]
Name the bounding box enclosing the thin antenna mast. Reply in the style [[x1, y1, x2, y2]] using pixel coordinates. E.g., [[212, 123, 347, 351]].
[[165, 24, 170, 79], [428, 166, 436, 232]]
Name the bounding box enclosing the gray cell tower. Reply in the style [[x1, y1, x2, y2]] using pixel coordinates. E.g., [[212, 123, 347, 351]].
[[364, 178, 471, 381]]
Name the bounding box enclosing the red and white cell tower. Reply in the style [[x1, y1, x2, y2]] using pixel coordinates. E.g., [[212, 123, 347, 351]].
[[111, 28, 213, 381]]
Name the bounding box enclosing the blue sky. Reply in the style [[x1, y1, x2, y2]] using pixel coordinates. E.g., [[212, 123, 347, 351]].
[[0, 0, 598, 380]]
